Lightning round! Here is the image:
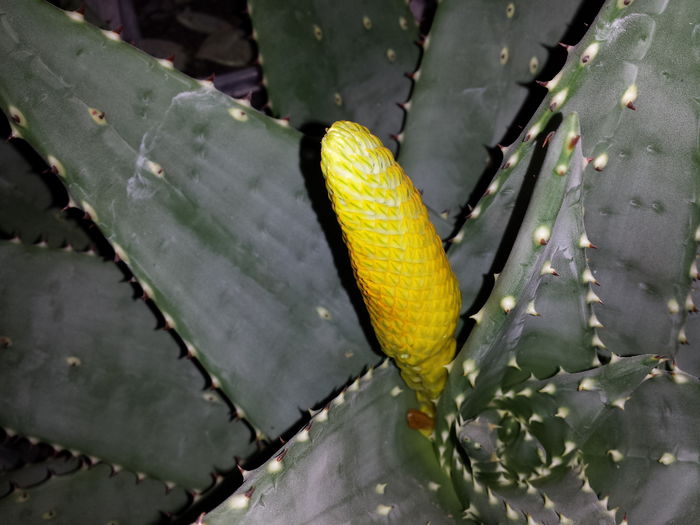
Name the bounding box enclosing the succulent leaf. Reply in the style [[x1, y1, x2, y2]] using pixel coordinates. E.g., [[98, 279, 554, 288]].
[[438, 0, 700, 520], [0, 135, 90, 249], [249, 0, 419, 149], [459, 0, 700, 359], [1, 0, 699, 521], [0, 241, 253, 490], [202, 363, 465, 524], [0, 463, 187, 524], [0, 440, 81, 489], [0, 0, 379, 438], [582, 375, 700, 524], [398, 0, 589, 217], [437, 113, 594, 515]]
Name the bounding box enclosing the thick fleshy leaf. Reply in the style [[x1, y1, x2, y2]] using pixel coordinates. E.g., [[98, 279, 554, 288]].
[[0, 0, 379, 438], [249, 0, 419, 150], [0, 131, 90, 249], [399, 0, 587, 217], [0, 241, 253, 490], [0, 463, 188, 524], [203, 364, 466, 524]]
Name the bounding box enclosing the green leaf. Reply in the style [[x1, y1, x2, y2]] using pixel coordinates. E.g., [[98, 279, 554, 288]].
[[0, 132, 90, 249], [203, 363, 466, 524], [583, 376, 700, 524], [249, 0, 419, 149], [0, 463, 188, 524], [0, 0, 379, 438], [0, 241, 253, 490], [438, 0, 700, 519], [399, 0, 587, 217]]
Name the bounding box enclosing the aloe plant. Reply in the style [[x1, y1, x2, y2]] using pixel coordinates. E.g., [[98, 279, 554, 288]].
[[1, 0, 698, 523]]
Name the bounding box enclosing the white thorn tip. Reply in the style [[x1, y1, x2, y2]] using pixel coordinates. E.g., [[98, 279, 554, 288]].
[[611, 397, 629, 410], [621, 84, 638, 108], [508, 355, 520, 369], [534, 225, 551, 245], [667, 298, 680, 314], [578, 377, 599, 391], [589, 313, 603, 328], [228, 494, 249, 510], [500, 295, 517, 313], [470, 309, 484, 324], [592, 332, 606, 349], [608, 449, 624, 462], [586, 289, 603, 304], [66, 10, 85, 22], [593, 152, 609, 171], [580, 42, 600, 65], [579, 233, 594, 248], [658, 452, 676, 465], [582, 268, 598, 284], [549, 88, 569, 110], [527, 301, 539, 316], [541, 260, 558, 275], [540, 383, 556, 395], [548, 71, 563, 90]]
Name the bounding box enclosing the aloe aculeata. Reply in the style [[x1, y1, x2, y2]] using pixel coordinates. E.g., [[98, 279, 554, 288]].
[[1, 0, 699, 523]]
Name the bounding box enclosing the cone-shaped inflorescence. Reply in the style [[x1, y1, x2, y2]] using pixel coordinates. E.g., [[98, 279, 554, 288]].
[[320, 121, 461, 425]]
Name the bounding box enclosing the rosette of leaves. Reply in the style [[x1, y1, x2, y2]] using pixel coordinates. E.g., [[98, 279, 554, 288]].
[[1, 0, 698, 524]]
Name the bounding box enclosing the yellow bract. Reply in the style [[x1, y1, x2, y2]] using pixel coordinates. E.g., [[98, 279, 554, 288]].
[[320, 121, 461, 420]]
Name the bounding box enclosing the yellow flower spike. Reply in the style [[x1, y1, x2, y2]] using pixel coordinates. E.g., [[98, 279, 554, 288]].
[[320, 121, 461, 430]]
